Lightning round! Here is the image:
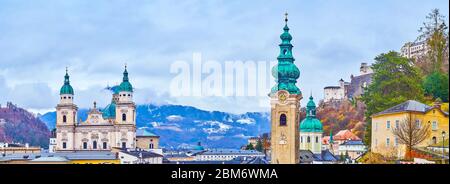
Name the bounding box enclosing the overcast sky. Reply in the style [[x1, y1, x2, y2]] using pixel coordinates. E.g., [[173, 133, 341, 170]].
[[0, 0, 449, 114]]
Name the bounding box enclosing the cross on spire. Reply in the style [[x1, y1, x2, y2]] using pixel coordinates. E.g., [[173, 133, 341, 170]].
[[284, 12, 288, 24]]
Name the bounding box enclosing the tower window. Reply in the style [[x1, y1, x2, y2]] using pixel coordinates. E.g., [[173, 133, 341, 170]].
[[103, 142, 107, 149], [64, 96, 66, 99], [62, 115, 67, 123], [315, 136, 319, 143], [93, 141, 97, 149], [149, 143, 154, 149], [122, 114, 127, 121], [307, 136, 310, 143], [128, 94, 131, 97], [279, 114, 287, 126], [83, 142, 88, 149]]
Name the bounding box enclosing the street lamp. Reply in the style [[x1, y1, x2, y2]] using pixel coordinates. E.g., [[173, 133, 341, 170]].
[[442, 131, 446, 164]]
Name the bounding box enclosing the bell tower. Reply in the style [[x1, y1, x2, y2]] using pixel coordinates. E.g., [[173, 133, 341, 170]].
[[269, 13, 302, 164], [56, 68, 77, 151], [115, 65, 136, 125]]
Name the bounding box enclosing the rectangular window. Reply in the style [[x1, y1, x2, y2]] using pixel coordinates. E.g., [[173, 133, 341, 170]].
[[415, 120, 421, 128], [103, 142, 107, 149], [62, 142, 67, 149], [395, 120, 399, 129], [395, 137, 398, 147], [122, 142, 127, 149], [386, 138, 390, 147], [432, 121, 438, 130], [386, 121, 391, 129]]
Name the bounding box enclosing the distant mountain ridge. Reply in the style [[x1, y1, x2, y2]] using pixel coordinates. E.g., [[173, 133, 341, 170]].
[[39, 104, 271, 149], [0, 102, 51, 148]]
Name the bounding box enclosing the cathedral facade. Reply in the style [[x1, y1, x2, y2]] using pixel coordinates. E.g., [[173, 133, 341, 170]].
[[269, 14, 302, 164], [55, 67, 137, 151]]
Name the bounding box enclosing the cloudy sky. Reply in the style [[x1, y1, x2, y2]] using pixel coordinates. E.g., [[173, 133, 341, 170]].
[[0, 0, 449, 114]]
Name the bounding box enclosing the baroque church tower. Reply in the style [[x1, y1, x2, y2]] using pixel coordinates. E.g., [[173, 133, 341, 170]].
[[115, 65, 136, 125], [56, 68, 78, 151], [269, 13, 302, 164]]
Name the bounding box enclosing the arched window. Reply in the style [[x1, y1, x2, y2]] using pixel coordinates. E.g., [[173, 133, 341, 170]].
[[103, 142, 107, 149], [301, 136, 303, 143], [122, 114, 127, 121], [83, 142, 87, 149], [307, 136, 310, 143], [279, 114, 287, 126], [62, 115, 67, 123], [315, 136, 319, 143], [432, 137, 437, 144], [93, 141, 97, 149]]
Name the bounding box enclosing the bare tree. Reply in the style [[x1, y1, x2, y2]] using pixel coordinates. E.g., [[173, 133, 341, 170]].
[[417, 9, 449, 74], [392, 115, 431, 159]]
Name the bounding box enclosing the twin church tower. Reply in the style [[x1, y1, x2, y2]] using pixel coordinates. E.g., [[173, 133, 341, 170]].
[[270, 14, 323, 164], [55, 66, 136, 151]]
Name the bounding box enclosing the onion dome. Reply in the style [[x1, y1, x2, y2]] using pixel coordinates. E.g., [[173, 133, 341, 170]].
[[300, 95, 323, 132], [102, 100, 116, 119], [60, 68, 74, 95], [119, 65, 133, 92], [280, 24, 292, 42], [270, 12, 301, 95]]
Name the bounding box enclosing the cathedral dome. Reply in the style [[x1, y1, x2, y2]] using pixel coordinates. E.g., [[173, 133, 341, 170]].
[[60, 69, 74, 95], [300, 117, 323, 133], [102, 101, 116, 119]]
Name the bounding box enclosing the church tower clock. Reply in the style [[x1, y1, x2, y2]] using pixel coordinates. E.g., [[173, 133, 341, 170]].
[[269, 13, 302, 164]]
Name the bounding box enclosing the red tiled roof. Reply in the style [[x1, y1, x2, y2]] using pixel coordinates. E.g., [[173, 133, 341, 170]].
[[334, 130, 361, 141]]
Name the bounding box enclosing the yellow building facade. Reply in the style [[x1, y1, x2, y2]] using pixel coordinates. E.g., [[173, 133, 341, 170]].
[[371, 100, 449, 158]]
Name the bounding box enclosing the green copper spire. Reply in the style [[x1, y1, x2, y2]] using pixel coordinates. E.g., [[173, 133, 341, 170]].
[[60, 67, 74, 95], [119, 64, 133, 92], [271, 12, 301, 95], [300, 95, 323, 132], [306, 95, 316, 117]]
